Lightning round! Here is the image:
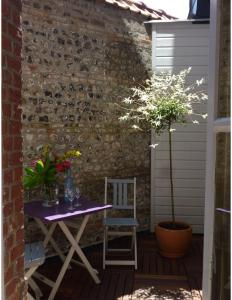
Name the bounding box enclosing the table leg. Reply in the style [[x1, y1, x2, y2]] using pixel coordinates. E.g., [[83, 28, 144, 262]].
[[47, 215, 100, 300], [58, 220, 101, 284], [35, 218, 66, 263]]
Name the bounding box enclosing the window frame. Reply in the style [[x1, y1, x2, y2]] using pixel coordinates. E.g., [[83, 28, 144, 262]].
[[202, 0, 230, 298]]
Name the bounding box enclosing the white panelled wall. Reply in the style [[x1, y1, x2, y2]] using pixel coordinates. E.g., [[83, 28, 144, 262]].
[[150, 21, 209, 233]]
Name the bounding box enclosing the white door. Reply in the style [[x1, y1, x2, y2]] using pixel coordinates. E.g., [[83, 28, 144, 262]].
[[202, 0, 230, 298]]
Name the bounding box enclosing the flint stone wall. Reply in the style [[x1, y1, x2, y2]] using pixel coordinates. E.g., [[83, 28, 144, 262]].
[[22, 0, 152, 249]]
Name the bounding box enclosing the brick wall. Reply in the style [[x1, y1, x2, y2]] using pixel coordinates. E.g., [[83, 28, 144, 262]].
[[22, 0, 152, 248], [2, 0, 26, 299]]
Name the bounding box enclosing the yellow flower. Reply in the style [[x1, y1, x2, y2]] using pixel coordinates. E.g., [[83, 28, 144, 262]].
[[57, 149, 81, 163]]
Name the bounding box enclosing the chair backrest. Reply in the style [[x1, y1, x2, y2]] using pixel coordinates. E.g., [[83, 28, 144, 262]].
[[104, 177, 136, 219]]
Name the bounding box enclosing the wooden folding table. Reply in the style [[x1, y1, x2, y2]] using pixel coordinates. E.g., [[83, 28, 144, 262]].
[[24, 197, 112, 300]]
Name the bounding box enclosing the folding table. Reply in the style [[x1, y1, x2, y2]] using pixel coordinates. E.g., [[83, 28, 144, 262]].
[[24, 197, 112, 300]]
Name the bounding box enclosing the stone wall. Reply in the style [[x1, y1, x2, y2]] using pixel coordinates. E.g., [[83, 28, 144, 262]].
[[2, 0, 26, 299], [22, 0, 152, 247]]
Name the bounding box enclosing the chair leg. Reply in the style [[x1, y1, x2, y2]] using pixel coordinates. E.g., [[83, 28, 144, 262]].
[[106, 227, 109, 252], [103, 227, 106, 269], [102, 227, 106, 270], [134, 227, 138, 270], [131, 229, 135, 252]]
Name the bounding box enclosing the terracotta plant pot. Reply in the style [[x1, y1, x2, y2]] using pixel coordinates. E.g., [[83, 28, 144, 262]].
[[155, 221, 192, 258]]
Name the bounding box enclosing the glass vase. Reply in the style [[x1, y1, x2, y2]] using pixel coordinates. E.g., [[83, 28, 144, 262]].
[[41, 184, 59, 207], [64, 169, 74, 203]]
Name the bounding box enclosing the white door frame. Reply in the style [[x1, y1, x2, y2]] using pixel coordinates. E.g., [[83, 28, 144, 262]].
[[202, 0, 230, 298]]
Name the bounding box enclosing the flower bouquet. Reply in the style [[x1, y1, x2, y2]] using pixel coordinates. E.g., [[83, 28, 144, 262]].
[[23, 145, 81, 206]]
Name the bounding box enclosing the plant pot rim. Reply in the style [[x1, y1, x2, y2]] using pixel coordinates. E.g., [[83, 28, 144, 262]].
[[156, 221, 192, 231]]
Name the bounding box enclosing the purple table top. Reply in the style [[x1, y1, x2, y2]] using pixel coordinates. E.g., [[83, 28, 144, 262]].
[[216, 208, 231, 214], [24, 197, 112, 222]]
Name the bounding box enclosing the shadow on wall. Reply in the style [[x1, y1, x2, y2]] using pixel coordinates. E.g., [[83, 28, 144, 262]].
[[22, 0, 152, 244], [22, 0, 152, 185]]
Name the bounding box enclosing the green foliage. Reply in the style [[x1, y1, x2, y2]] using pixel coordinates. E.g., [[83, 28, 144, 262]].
[[119, 68, 207, 134], [23, 157, 57, 190]]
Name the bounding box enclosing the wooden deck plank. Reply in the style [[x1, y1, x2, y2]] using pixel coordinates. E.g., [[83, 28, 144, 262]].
[[156, 254, 165, 276], [96, 269, 112, 300], [149, 252, 157, 274], [122, 271, 134, 300], [142, 251, 150, 274], [114, 271, 128, 300], [33, 232, 203, 300], [79, 272, 96, 300], [106, 272, 120, 300]]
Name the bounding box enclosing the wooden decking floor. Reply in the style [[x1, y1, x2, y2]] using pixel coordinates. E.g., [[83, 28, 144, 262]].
[[33, 231, 203, 300]]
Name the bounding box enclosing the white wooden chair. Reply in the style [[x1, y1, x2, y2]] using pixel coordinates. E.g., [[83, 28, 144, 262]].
[[24, 242, 45, 300], [103, 177, 138, 269]]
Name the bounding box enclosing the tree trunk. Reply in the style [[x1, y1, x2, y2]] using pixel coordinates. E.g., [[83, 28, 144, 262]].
[[168, 126, 175, 226]]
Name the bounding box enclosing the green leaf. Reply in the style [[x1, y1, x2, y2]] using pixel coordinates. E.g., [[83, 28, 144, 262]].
[[47, 167, 56, 176], [36, 160, 44, 174], [23, 175, 40, 189], [44, 157, 51, 171], [25, 167, 35, 176]]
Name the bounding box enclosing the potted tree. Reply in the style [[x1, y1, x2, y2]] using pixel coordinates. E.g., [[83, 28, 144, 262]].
[[119, 68, 207, 258]]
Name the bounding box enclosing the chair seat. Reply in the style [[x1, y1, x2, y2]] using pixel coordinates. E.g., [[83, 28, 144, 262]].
[[25, 242, 45, 269], [104, 217, 138, 227]]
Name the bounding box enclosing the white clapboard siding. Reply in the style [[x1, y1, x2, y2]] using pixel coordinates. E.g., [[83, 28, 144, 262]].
[[155, 150, 206, 161], [155, 215, 204, 224], [156, 47, 209, 57], [156, 37, 209, 47], [151, 21, 209, 234], [155, 125, 207, 135], [155, 188, 205, 198], [155, 169, 206, 179], [155, 178, 205, 188], [155, 160, 206, 170], [156, 132, 206, 142], [154, 197, 204, 207], [155, 206, 204, 216], [156, 28, 209, 37], [156, 141, 206, 151], [156, 56, 208, 66]]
